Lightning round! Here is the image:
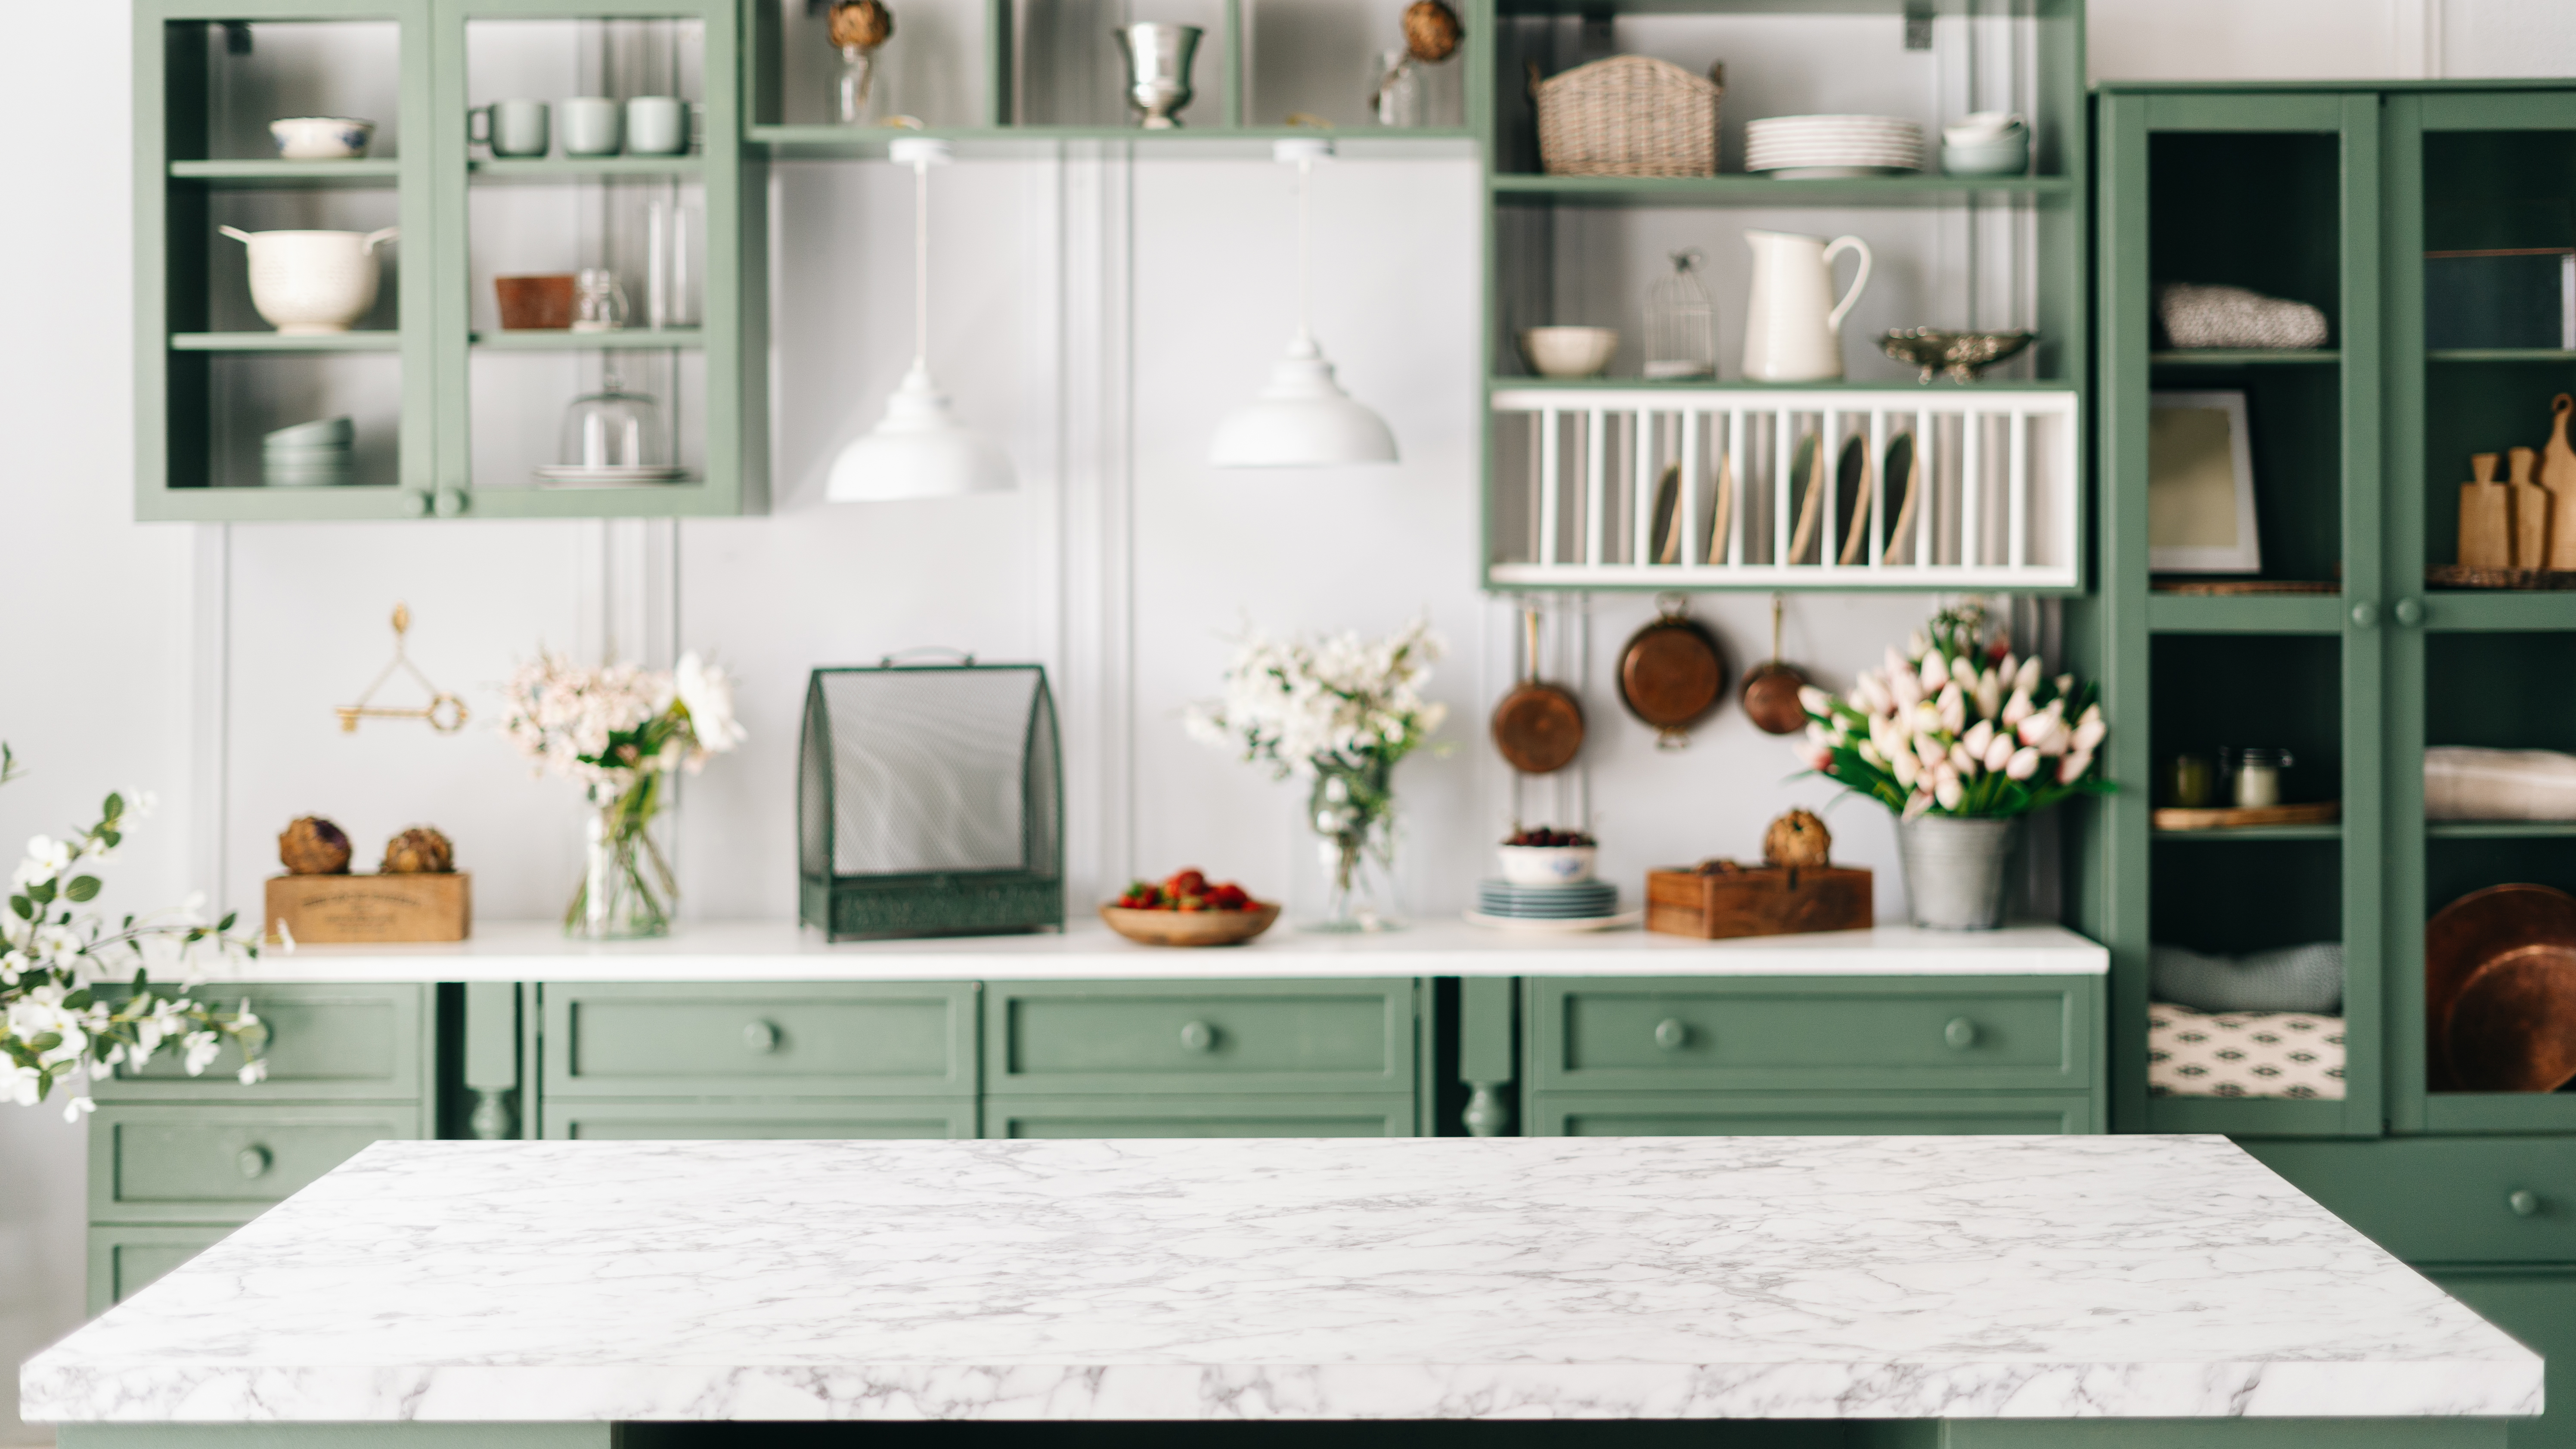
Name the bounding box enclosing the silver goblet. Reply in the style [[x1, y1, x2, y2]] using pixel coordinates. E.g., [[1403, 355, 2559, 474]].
[[1115, 23, 1202, 130]]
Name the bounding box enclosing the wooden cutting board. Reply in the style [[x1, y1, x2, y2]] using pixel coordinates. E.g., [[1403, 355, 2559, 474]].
[[2151, 801, 2340, 831], [2545, 394, 2576, 568]]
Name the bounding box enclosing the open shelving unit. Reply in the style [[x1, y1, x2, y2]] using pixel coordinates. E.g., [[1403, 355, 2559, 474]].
[[136, 0, 760, 521], [1476, 0, 2087, 594]]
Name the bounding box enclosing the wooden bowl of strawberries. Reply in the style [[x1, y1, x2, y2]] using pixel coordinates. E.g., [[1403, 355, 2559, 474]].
[[1100, 868, 1281, 946]]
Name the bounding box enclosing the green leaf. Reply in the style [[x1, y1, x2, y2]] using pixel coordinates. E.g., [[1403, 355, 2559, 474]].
[[8, 896, 28, 921], [26, 880, 54, 906], [64, 876, 99, 903], [102, 830, 121, 848], [102, 792, 123, 819], [217, 910, 238, 933]]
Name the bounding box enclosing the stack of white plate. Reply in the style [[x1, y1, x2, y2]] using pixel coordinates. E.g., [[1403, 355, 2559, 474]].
[[1463, 879, 1639, 933], [1745, 115, 1925, 178], [533, 464, 689, 487], [262, 416, 354, 487]]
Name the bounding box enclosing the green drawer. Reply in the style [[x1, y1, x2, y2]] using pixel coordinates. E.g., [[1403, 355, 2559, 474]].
[[87, 1225, 232, 1315], [89, 1103, 423, 1224], [985, 1094, 1416, 1139], [1531, 1091, 2097, 1137], [1528, 975, 2094, 1094], [543, 981, 977, 1098], [985, 978, 1417, 1096], [543, 1098, 976, 1140], [2244, 1137, 2576, 1264], [93, 983, 428, 1103], [2429, 1269, 2576, 1449]]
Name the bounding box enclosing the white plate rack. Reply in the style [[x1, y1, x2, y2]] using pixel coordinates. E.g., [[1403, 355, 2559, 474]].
[[1487, 386, 2081, 591]]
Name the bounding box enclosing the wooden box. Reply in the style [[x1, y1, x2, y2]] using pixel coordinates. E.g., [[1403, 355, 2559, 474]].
[[1645, 864, 1872, 940], [265, 874, 470, 945]]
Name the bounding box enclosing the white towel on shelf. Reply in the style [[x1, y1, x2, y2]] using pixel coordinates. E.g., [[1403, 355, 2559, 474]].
[[2426, 746, 2576, 821], [2150, 941, 2343, 1014], [2148, 1002, 2346, 1100]]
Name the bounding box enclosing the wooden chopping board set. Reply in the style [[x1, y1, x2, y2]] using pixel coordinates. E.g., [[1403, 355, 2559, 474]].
[[2447, 393, 2576, 585]]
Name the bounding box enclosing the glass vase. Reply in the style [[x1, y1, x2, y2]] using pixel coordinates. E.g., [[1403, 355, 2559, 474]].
[[834, 44, 883, 126], [565, 777, 675, 940], [1301, 758, 1402, 933]]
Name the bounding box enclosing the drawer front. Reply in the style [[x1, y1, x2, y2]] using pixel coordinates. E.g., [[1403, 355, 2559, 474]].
[[87, 1225, 234, 1315], [89, 1104, 423, 1224], [544, 981, 977, 1098], [543, 1098, 976, 1140], [2244, 1137, 2576, 1264], [2428, 1270, 2576, 1449], [986, 1095, 1416, 1139], [93, 983, 427, 1103], [1529, 975, 2092, 1093], [1533, 1092, 2097, 1137], [986, 978, 1417, 1096]]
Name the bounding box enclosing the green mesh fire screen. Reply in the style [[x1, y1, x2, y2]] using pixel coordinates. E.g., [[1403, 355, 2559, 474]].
[[797, 658, 1063, 941]]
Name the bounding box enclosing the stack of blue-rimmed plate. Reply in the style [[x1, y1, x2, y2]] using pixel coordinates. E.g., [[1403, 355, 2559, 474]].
[[1465, 879, 1638, 932], [262, 416, 355, 487]]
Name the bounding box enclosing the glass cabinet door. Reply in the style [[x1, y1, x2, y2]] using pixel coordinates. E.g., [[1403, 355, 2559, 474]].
[[139, 0, 437, 520], [2095, 88, 2387, 1137], [432, 0, 753, 518], [2384, 88, 2576, 1136]]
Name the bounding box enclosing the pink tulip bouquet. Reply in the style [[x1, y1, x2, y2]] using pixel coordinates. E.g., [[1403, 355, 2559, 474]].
[[1796, 602, 2110, 820]]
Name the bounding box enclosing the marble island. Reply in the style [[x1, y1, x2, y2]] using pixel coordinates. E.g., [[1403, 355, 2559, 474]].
[[204, 918, 2108, 982], [22, 1135, 2539, 1433]]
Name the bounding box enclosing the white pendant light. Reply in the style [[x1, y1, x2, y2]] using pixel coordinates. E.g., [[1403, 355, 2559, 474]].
[[1210, 137, 1398, 469], [828, 137, 1015, 501]]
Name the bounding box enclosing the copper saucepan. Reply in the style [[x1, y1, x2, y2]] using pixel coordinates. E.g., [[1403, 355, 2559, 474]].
[[1491, 607, 1584, 775]]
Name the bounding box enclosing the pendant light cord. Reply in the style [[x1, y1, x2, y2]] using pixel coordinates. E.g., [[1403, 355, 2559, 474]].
[[912, 155, 931, 370], [1295, 154, 1314, 348]]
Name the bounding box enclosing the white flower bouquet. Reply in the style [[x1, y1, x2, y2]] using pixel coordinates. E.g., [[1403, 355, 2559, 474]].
[[1797, 602, 2109, 820], [1, 747, 267, 1120], [498, 651, 745, 938], [1186, 619, 1446, 931]]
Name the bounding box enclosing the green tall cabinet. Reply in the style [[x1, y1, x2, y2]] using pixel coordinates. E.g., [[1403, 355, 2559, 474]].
[[136, 0, 763, 520], [2090, 81, 2576, 1449]]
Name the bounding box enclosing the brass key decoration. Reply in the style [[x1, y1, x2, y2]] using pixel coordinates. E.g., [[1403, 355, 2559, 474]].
[[337, 604, 469, 733]]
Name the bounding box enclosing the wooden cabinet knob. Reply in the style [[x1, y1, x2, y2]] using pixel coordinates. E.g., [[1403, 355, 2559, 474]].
[[741, 1020, 782, 1055], [1653, 1018, 1689, 1051], [1179, 1021, 1216, 1053], [236, 1145, 273, 1180]]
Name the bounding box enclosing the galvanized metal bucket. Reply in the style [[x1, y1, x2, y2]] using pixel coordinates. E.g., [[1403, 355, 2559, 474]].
[[1897, 814, 2018, 930]]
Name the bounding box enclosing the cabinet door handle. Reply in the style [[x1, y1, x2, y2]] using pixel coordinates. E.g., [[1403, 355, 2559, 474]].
[[1653, 1018, 1689, 1051], [2350, 601, 2379, 630], [2393, 597, 2425, 627], [1179, 1020, 1216, 1053], [2509, 1188, 2542, 1218], [1944, 1017, 1978, 1050], [236, 1145, 273, 1180], [741, 1019, 782, 1055]]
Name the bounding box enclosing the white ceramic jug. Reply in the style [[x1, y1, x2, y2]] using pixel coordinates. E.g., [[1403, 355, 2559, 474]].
[[1740, 230, 1872, 382]]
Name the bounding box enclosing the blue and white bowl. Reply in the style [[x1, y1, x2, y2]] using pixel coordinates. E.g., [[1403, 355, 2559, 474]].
[[271, 116, 376, 161], [1497, 844, 1597, 886]]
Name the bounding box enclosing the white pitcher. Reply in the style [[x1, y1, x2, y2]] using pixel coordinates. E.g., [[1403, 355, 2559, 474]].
[[1741, 230, 1872, 382]]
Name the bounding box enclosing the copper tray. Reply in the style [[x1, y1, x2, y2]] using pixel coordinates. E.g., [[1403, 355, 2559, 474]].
[[2426, 883, 2576, 1092]]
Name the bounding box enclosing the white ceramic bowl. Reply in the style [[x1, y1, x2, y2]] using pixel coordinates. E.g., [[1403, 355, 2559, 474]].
[[1943, 111, 2026, 145], [1942, 136, 2030, 176], [1497, 844, 1599, 886], [1520, 326, 1619, 379], [270, 116, 376, 161], [220, 227, 397, 333]]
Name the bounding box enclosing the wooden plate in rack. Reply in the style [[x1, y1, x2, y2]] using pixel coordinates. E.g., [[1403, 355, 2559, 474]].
[[2150, 801, 2340, 831]]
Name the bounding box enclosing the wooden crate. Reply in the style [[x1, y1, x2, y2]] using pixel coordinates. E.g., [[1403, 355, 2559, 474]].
[[1645, 865, 1872, 940], [264, 874, 470, 945]]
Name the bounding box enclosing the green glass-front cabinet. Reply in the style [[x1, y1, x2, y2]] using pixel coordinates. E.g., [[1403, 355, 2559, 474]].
[[136, 0, 763, 521], [2091, 81, 2576, 1449]]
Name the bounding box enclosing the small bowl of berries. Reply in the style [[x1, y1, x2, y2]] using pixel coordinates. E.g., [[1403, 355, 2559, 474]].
[[1100, 868, 1281, 946], [1497, 826, 1599, 887]]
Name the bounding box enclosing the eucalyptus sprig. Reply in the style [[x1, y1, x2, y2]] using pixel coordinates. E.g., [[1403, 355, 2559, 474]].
[[3, 746, 269, 1119]]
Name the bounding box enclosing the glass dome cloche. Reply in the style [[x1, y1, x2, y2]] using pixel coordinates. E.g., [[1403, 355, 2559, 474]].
[[534, 368, 687, 485]]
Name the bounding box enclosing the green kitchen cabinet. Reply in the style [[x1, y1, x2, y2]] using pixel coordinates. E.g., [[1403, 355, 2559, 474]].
[[1514, 975, 2108, 1136], [541, 981, 978, 1099], [2243, 1137, 2576, 1266], [135, 0, 763, 521], [542, 1097, 976, 1139], [93, 982, 431, 1104], [985, 1095, 1417, 1139], [87, 1226, 238, 1315], [982, 978, 1423, 1100]]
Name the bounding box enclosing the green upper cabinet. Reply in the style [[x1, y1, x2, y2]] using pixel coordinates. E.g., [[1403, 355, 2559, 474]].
[[135, 0, 763, 521], [2384, 87, 2576, 1137], [2089, 81, 2576, 1141]]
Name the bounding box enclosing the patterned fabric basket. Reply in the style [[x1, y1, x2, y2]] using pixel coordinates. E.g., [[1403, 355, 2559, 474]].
[[1534, 56, 1724, 179]]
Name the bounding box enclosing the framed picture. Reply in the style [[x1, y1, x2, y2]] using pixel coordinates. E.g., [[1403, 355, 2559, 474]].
[[2148, 391, 2261, 573]]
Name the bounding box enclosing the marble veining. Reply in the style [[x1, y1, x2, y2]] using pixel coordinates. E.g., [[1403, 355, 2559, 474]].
[[22, 1135, 2539, 1424]]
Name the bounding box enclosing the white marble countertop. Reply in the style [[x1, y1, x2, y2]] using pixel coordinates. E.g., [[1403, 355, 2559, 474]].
[[22, 1135, 2536, 1424], [213, 918, 2106, 982]]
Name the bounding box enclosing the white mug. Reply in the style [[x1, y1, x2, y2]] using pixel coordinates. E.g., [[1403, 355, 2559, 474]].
[[560, 96, 622, 157], [625, 96, 688, 155]]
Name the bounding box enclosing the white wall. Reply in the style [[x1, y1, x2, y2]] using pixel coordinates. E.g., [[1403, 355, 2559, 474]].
[[7, 1, 2576, 1443]]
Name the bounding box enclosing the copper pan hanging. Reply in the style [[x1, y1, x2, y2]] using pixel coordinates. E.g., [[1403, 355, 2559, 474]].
[[1490, 606, 1584, 775], [1617, 593, 1727, 750], [2426, 882, 2576, 1092]]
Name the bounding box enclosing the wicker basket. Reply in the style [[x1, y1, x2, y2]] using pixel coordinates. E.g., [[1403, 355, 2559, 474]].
[[1534, 55, 1724, 178]]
